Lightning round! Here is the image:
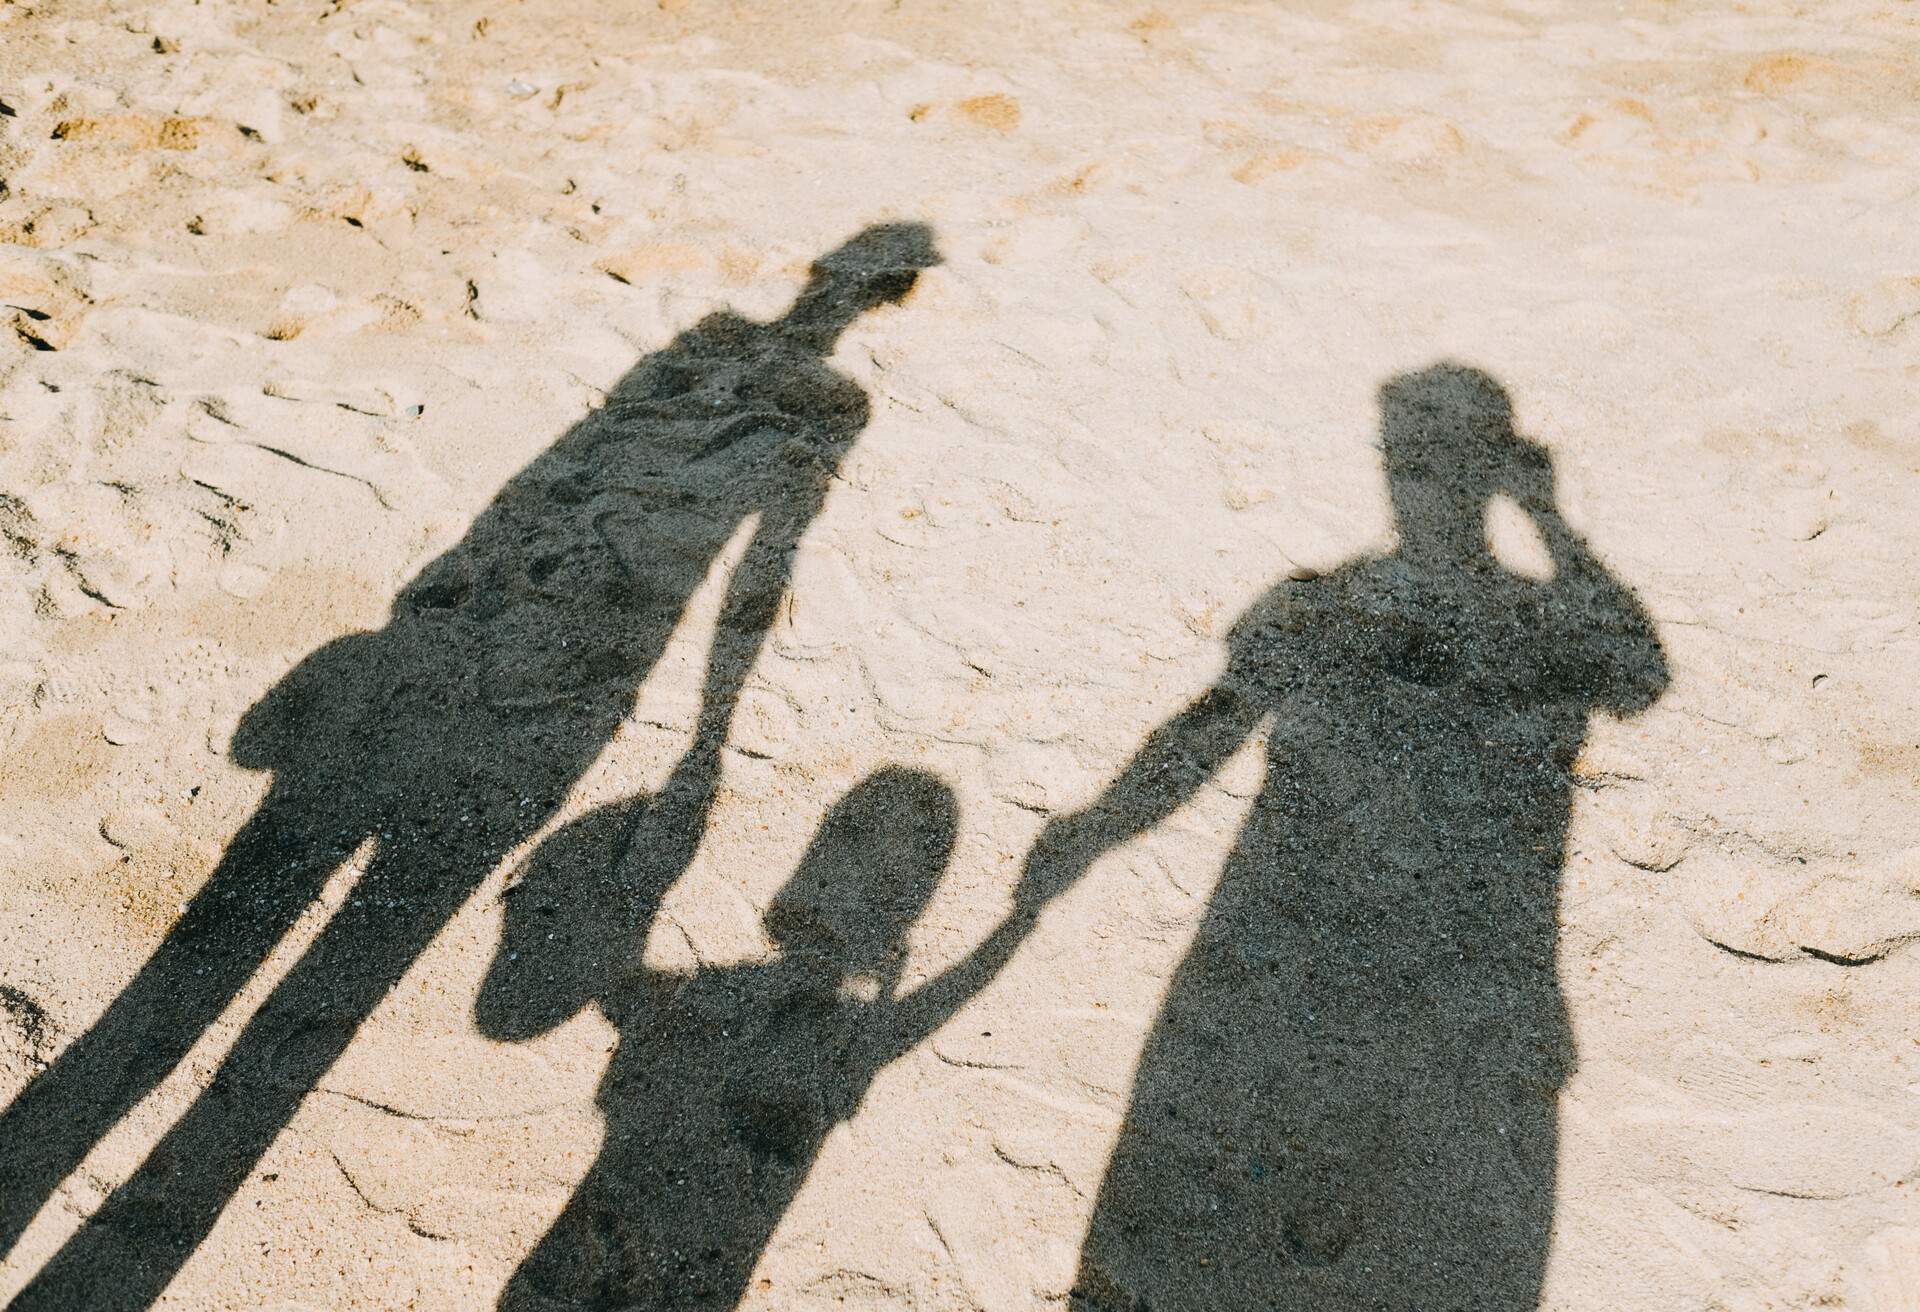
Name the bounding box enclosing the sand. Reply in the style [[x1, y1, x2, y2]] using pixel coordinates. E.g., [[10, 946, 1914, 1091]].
[[2, 0, 1918, 1308]]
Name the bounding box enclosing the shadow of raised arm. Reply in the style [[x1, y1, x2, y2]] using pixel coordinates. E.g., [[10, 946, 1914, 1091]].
[[874, 683, 1263, 1065], [1510, 454, 1671, 720], [1020, 683, 1262, 910], [474, 511, 809, 1045], [876, 910, 1036, 1068]]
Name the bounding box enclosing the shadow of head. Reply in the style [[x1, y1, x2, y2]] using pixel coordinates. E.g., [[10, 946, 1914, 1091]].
[[782, 222, 942, 352], [1378, 362, 1555, 564], [763, 766, 959, 994]]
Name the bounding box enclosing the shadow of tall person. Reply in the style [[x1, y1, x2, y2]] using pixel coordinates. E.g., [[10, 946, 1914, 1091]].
[[1017, 364, 1669, 1311], [0, 223, 941, 1310], [477, 765, 1035, 1311]]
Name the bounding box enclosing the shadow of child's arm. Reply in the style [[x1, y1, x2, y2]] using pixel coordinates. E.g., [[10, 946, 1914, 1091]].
[[875, 685, 1259, 1065], [875, 911, 1038, 1069], [1023, 682, 1261, 906]]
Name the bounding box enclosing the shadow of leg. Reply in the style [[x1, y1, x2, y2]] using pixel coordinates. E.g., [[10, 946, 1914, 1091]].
[[497, 1166, 625, 1312], [7, 827, 501, 1311], [0, 790, 354, 1258]]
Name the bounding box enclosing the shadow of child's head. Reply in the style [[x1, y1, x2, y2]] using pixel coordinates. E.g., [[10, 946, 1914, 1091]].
[[764, 766, 959, 995]]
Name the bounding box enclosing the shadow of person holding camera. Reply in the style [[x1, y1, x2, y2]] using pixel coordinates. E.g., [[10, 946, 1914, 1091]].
[[1018, 363, 1669, 1310]]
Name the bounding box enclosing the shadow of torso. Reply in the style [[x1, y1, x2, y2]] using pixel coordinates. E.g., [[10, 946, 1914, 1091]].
[[1075, 551, 1663, 1311], [233, 311, 862, 840], [502, 959, 881, 1310]]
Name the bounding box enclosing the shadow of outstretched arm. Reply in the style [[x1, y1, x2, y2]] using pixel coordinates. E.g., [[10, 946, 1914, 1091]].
[[695, 505, 809, 751], [868, 683, 1264, 1068], [875, 910, 1038, 1069], [1020, 684, 1262, 909]]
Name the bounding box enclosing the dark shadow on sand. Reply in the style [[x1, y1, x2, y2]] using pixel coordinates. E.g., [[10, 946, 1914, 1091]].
[[1019, 364, 1669, 1311], [476, 764, 1033, 1309], [0, 223, 940, 1310]]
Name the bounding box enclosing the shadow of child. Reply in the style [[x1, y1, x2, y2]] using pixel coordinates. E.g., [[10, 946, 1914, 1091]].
[[478, 765, 1029, 1311]]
